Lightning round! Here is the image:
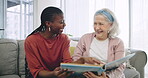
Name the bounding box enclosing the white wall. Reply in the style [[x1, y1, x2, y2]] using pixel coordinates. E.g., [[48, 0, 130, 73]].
[[33, 0, 60, 29]]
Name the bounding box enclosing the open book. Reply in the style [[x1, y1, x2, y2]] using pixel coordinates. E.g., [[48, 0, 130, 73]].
[[61, 53, 135, 74]]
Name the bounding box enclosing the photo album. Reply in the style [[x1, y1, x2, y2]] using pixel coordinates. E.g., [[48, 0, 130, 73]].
[[61, 53, 135, 74]]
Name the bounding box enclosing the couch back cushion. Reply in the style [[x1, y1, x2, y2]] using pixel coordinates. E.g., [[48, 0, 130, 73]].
[[18, 40, 25, 75], [129, 49, 147, 78], [0, 39, 18, 75]]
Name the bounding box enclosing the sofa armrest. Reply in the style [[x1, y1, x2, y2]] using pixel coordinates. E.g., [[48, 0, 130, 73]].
[[128, 49, 147, 78]]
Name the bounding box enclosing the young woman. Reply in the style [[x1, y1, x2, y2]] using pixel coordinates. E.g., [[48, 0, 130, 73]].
[[25, 6, 100, 78]]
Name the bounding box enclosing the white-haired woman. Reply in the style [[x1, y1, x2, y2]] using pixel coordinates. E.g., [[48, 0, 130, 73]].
[[72, 8, 126, 78]]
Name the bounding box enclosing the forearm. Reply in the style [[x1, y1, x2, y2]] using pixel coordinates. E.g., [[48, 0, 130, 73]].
[[72, 57, 85, 64], [38, 70, 55, 78]]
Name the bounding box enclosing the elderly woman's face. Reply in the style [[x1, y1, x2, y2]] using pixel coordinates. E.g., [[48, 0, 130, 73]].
[[94, 14, 112, 40]]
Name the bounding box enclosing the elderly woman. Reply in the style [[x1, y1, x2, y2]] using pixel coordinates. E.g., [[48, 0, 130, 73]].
[[73, 8, 125, 78]]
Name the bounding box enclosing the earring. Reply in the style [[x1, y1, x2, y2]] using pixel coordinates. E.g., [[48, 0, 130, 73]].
[[108, 30, 110, 33], [49, 27, 51, 31]]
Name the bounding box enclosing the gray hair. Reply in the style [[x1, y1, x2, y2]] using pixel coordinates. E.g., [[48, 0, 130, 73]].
[[94, 8, 120, 38]]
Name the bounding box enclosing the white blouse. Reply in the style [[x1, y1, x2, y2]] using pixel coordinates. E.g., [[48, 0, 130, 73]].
[[89, 38, 109, 63]]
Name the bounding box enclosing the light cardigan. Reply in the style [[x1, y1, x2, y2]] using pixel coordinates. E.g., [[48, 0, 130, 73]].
[[72, 32, 125, 78]]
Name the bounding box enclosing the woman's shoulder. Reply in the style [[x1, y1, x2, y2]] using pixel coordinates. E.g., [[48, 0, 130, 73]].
[[59, 34, 69, 39], [60, 33, 68, 37], [81, 32, 95, 38], [58, 34, 70, 42], [109, 37, 123, 44], [77, 32, 95, 43], [25, 33, 40, 43]]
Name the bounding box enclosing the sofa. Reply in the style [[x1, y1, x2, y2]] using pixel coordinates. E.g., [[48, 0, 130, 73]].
[[0, 38, 147, 78]]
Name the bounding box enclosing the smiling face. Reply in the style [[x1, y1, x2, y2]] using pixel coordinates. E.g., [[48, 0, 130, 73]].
[[94, 14, 112, 40], [49, 14, 66, 35]]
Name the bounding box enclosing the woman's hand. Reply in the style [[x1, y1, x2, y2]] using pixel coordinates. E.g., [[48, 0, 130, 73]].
[[83, 72, 108, 78], [38, 67, 73, 78], [53, 67, 74, 78], [73, 57, 105, 65]]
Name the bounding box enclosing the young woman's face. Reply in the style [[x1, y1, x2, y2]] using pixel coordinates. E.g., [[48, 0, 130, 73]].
[[50, 14, 66, 35], [94, 14, 112, 40]]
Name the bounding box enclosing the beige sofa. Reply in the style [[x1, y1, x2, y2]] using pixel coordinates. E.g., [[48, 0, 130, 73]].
[[0, 38, 147, 78], [0, 39, 25, 78]]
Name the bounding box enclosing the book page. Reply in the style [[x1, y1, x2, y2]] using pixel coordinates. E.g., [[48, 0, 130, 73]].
[[105, 53, 135, 71]]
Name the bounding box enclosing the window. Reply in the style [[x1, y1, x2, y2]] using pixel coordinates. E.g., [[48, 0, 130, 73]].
[[0, 0, 5, 38], [0, 0, 33, 40]]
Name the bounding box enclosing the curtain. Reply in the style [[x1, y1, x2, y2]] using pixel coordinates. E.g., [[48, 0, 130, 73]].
[[61, 0, 129, 47], [130, 0, 148, 77]]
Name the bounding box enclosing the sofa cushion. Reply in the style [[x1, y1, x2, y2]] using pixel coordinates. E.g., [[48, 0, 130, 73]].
[[0, 75, 20, 78], [0, 39, 18, 75], [18, 40, 25, 75], [20, 75, 25, 78], [129, 49, 147, 78], [124, 68, 140, 78]]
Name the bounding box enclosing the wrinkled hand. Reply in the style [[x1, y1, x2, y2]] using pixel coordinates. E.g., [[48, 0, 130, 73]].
[[53, 67, 74, 78], [82, 57, 105, 65], [83, 72, 107, 78]]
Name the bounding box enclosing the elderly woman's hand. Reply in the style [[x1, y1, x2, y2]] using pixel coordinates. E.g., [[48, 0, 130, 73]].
[[82, 57, 105, 65], [72, 57, 105, 65]]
